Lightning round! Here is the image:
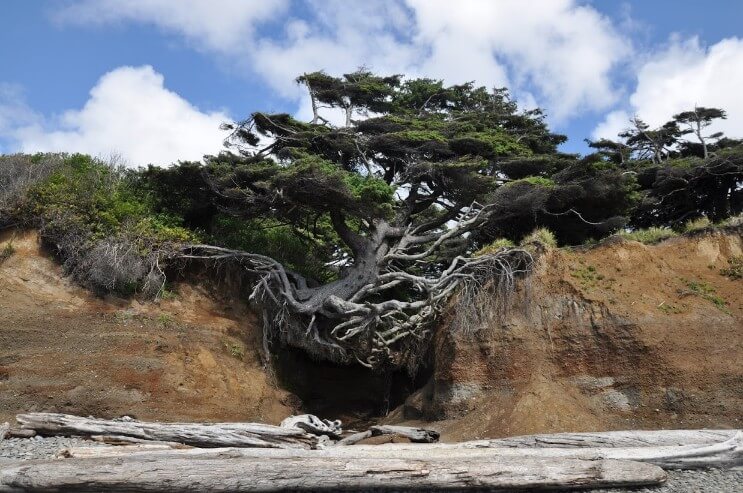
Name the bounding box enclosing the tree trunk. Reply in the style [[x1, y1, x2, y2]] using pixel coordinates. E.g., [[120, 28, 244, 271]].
[[0, 454, 666, 492], [15, 413, 317, 450]]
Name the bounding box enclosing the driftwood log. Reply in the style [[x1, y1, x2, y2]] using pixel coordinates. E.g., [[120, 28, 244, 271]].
[[59, 430, 743, 470], [16, 413, 317, 449], [475, 429, 739, 448], [337, 425, 440, 445], [0, 424, 8, 442], [0, 453, 666, 492]]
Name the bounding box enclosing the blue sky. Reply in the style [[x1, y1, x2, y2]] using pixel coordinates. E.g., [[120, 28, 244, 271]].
[[1, 0, 742, 165]]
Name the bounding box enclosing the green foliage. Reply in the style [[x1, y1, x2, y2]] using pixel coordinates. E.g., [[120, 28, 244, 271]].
[[618, 227, 678, 244], [520, 227, 557, 248], [682, 279, 729, 313], [223, 339, 245, 359], [209, 214, 336, 282], [24, 154, 194, 245], [508, 176, 555, 188], [683, 217, 712, 233], [475, 238, 515, 256], [720, 256, 743, 280]]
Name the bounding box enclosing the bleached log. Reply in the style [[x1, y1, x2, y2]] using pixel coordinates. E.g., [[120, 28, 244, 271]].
[[0, 454, 666, 492], [337, 425, 439, 445], [89, 434, 191, 448], [16, 413, 317, 449], [0, 424, 8, 442], [58, 444, 185, 459], [61, 431, 743, 470], [475, 429, 739, 449]]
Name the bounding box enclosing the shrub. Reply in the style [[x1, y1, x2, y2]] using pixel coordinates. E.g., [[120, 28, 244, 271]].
[[0, 241, 15, 263], [683, 216, 712, 233], [0, 153, 64, 226], [520, 227, 557, 248], [720, 256, 743, 280], [720, 213, 743, 227], [18, 154, 195, 297], [618, 227, 678, 244], [475, 238, 515, 256]]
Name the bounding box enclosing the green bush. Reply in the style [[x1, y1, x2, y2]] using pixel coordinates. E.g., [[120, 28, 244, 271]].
[[618, 227, 678, 244], [18, 154, 196, 296], [475, 238, 515, 256], [683, 217, 712, 233], [520, 227, 557, 248]]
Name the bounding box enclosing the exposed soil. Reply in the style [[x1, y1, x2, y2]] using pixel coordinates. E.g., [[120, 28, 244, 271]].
[[388, 227, 743, 441], [0, 230, 295, 425], [1, 228, 741, 441]]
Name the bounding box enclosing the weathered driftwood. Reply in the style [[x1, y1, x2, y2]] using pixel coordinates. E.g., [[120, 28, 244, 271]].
[[476, 429, 739, 449], [4, 429, 35, 439], [0, 454, 666, 492], [0, 424, 8, 442], [16, 413, 317, 449], [89, 434, 192, 448], [58, 444, 183, 459], [60, 431, 743, 470], [336, 425, 440, 445]]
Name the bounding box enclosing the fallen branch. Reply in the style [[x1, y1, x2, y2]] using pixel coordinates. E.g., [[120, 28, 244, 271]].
[[0, 454, 666, 492], [16, 413, 317, 450], [336, 425, 439, 445]]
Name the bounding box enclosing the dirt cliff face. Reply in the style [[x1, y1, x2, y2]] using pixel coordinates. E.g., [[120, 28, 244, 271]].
[[0, 230, 296, 424], [391, 228, 743, 441], [2, 228, 741, 437]]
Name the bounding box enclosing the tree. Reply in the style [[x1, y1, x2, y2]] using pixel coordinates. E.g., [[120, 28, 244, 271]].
[[620, 117, 681, 164], [186, 71, 563, 371], [585, 138, 631, 166], [673, 106, 727, 159]]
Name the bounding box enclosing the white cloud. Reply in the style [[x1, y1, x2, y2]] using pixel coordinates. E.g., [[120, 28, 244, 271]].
[[406, 0, 630, 119], [56, 0, 630, 122], [54, 0, 289, 53], [595, 36, 743, 140], [11, 65, 229, 166], [592, 109, 630, 140]]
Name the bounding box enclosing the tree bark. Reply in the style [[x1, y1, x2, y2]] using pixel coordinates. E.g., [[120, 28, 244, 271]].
[[0, 453, 666, 492], [16, 413, 317, 450]]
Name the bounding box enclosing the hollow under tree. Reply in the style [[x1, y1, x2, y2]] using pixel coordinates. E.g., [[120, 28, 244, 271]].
[[184, 71, 566, 371]]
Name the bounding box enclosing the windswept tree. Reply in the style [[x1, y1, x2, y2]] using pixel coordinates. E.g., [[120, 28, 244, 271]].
[[620, 117, 681, 164], [673, 106, 727, 159], [186, 71, 566, 371], [585, 138, 631, 166]]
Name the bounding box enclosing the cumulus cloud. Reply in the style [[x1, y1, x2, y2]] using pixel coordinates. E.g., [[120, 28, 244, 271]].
[[56, 0, 630, 121], [594, 36, 743, 140], [11, 65, 229, 166], [54, 0, 289, 53]]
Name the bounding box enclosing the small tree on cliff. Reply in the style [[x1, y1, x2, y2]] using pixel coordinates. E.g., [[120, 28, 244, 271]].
[[673, 106, 727, 159], [185, 71, 564, 371]]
